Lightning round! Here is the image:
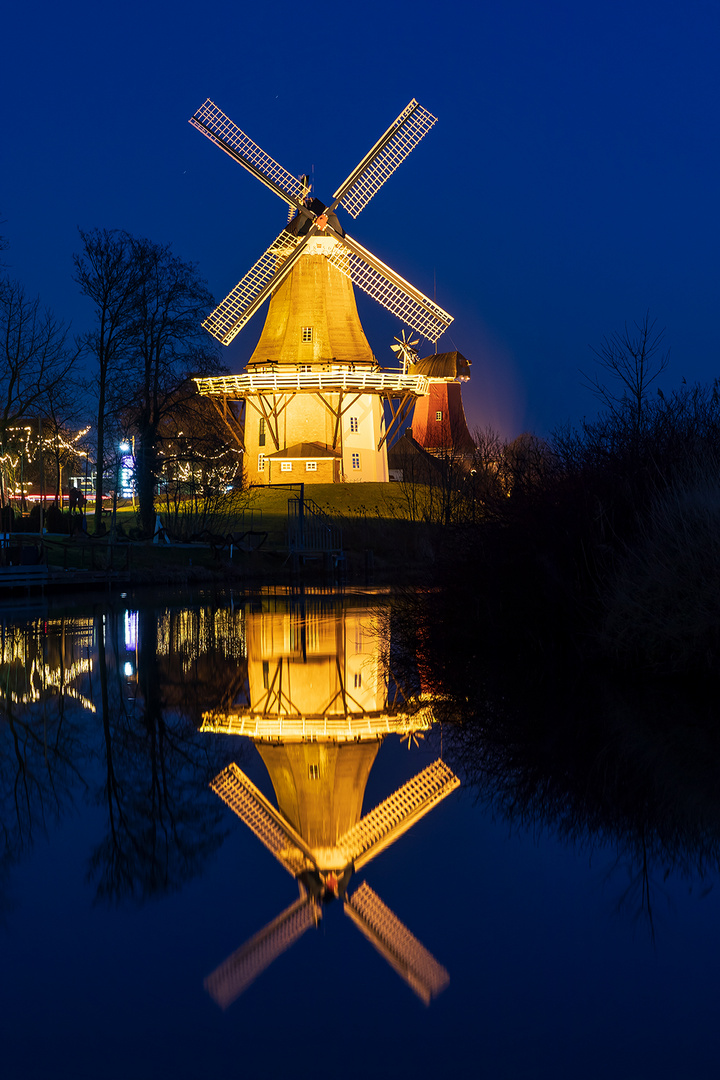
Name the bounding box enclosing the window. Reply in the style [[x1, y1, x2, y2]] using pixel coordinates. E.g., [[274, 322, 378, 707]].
[[281, 461, 292, 472], [258, 417, 265, 447], [354, 673, 362, 688], [262, 660, 269, 689], [299, 364, 311, 373], [308, 763, 320, 780], [349, 416, 359, 433], [301, 326, 313, 342], [436, 410, 443, 422], [351, 453, 361, 470], [306, 461, 317, 471], [258, 454, 266, 473]]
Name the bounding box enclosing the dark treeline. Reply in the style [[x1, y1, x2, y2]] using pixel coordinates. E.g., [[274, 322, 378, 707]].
[[419, 320, 720, 677], [389, 585, 720, 940], [386, 316, 720, 932]]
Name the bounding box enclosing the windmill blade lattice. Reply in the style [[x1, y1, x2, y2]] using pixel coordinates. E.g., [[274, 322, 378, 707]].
[[205, 895, 320, 1009], [203, 230, 306, 345], [333, 100, 438, 219], [337, 757, 459, 870], [326, 234, 452, 344], [190, 100, 306, 209], [211, 763, 318, 875], [344, 881, 449, 1004]]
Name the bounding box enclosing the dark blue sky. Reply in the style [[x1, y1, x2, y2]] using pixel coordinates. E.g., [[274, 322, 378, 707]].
[[4, 0, 719, 438]]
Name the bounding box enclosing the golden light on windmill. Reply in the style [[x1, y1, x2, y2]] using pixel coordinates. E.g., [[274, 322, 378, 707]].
[[189, 98, 454, 485]]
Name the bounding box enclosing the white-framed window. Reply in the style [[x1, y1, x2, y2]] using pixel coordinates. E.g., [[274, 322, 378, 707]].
[[306, 461, 317, 471], [308, 763, 319, 780], [354, 673, 362, 688], [352, 452, 361, 470], [258, 454, 266, 472], [299, 364, 311, 373], [349, 416, 359, 433], [436, 410, 443, 422], [301, 326, 313, 342], [281, 461, 292, 472]]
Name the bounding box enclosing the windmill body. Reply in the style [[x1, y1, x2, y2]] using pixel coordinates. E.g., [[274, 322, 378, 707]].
[[190, 99, 454, 484], [241, 236, 389, 484]]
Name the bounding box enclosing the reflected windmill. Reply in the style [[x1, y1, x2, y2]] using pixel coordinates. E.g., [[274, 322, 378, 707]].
[[201, 593, 459, 1007]]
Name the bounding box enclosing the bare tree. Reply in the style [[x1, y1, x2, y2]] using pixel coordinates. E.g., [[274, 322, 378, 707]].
[[122, 237, 221, 535], [581, 312, 669, 432], [75, 229, 222, 536], [0, 277, 81, 507], [73, 229, 145, 532]]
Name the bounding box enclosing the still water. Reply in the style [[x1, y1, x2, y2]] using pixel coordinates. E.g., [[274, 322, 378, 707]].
[[1, 589, 719, 1079]]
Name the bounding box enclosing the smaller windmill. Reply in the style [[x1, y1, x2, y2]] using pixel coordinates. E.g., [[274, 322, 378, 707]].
[[204, 756, 459, 1007], [391, 329, 420, 375], [408, 350, 475, 455]]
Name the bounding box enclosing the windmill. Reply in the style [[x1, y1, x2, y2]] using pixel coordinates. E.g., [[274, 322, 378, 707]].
[[407, 350, 475, 456], [190, 99, 454, 484]]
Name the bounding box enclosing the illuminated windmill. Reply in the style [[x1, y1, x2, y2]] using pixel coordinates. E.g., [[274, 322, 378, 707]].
[[201, 593, 459, 1005], [190, 99, 453, 484]]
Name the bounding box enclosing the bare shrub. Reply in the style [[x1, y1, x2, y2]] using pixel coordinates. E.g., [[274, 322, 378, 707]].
[[157, 483, 252, 543], [602, 457, 720, 671]]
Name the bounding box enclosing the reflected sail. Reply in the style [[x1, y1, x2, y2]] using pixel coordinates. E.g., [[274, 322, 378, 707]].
[[211, 762, 317, 875], [345, 882, 450, 1005], [205, 894, 321, 1009], [340, 758, 460, 870]]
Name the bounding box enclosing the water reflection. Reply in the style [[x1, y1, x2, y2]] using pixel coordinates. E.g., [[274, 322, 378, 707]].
[[201, 592, 459, 1006], [388, 588, 720, 940], [0, 616, 96, 911], [0, 604, 242, 907]]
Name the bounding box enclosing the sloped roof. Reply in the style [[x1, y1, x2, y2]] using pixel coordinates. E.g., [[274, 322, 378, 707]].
[[408, 351, 471, 380], [387, 433, 444, 477], [266, 442, 342, 460]]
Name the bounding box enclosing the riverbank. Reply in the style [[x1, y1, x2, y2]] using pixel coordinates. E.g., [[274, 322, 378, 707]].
[[0, 482, 451, 596]]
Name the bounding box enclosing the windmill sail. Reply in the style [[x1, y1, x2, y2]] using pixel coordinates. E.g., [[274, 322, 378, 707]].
[[333, 100, 438, 219], [337, 757, 459, 871], [211, 763, 318, 875], [345, 882, 449, 1005], [325, 234, 453, 344], [205, 895, 320, 1009], [203, 231, 306, 345], [190, 99, 306, 209]]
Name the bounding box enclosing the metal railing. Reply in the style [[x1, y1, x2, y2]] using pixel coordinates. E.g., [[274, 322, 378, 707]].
[[287, 496, 342, 554]]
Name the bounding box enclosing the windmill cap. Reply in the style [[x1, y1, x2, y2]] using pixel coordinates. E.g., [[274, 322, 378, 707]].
[[408, 351, 471, 380], [287, 198, 344, 238]]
